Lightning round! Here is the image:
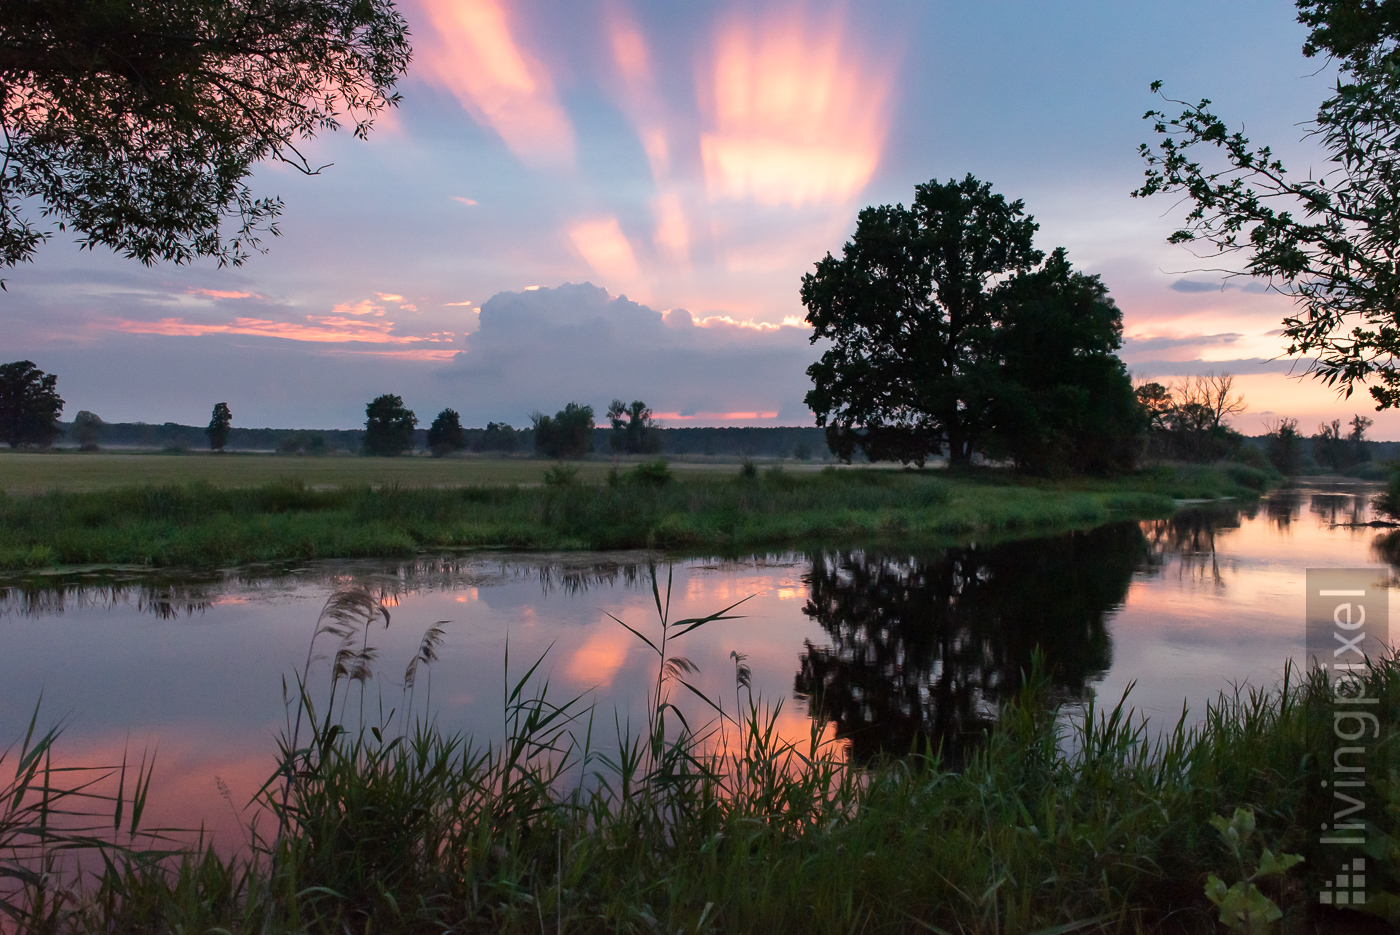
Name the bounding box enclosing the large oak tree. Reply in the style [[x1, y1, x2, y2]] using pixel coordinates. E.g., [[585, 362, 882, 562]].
[[803, 175, 1141, 471]]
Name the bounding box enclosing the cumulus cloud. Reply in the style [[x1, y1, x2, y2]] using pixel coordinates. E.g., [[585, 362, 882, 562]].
[[1121, 332, 1242, 354], [436, 282, 818, 425], [1169, 277, 1271, 294], [1127, 357, 1313, 379]]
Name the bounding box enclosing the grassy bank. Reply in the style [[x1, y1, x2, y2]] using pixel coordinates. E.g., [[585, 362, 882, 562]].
[[0, 463, 1254, 570], [5, 584, 1394, 934], [0, 449, 757, 496]]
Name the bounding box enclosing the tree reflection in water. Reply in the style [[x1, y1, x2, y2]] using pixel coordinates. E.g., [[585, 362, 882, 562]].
[[1138, 504, 1247, 587], [795, 523, 1146, 764]]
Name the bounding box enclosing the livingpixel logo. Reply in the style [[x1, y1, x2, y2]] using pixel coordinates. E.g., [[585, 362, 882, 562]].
[[1305, 569, 1389, 908]]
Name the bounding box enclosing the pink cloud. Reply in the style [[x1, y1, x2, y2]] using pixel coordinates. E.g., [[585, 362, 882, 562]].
[[569, 217, 641, 284], [414, 0, 575, 166], [109, 315, 429, 346], [189, 288, 255, 300], [699, 7, 895, 208], [652, 411, 780, 422]]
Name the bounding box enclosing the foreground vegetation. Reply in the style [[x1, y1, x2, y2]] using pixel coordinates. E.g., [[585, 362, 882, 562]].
[[4, 583, 1394, 934], [0, 462, 1275, 571]]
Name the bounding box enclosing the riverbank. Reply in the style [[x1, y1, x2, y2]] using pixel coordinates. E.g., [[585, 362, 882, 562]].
[[7, 629, 1394, 933], [0, 463, 1274, 571]]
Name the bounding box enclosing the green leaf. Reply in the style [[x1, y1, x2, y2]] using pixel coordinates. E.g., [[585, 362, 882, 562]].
[[1255, 847, 1303, 878], [1212, 881, 1282, 934]]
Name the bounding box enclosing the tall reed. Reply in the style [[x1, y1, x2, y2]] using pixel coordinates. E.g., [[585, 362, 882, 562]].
[[7, 576, 1394, 934]]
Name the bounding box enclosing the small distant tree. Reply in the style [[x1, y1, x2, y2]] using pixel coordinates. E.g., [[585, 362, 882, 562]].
[[0, 360, 63, 448], [205, 402, 233, 451], [1312, 419, 1346, 472], [1348, 414, 1373, 466], [72, 410, 103, 450], [363, 394, 417, 456], [607, 399, 662, 454], [532, 403, 594, 460], [1136, 373, 1246, 462], [476, 421, 520, 453], [426, 408, 466, 457], [1264, 418, 1303, 475], [1135, 382, 1173, 432]]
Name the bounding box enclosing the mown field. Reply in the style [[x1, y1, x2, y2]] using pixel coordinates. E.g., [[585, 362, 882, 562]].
[[0, 454, 1273, 571], [0, 450, 763, 495]]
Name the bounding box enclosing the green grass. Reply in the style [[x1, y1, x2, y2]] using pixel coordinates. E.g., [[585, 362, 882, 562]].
[[0, 450, 763, 496], [5, 582, 1395, 934], [0, 466, 1194, 570]]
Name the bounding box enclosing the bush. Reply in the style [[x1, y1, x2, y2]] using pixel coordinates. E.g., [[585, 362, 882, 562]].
[[542, 462, 580, 486], [630, 460, 672, 487]]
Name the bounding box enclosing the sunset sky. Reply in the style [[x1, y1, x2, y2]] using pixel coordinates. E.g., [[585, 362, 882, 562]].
[[3, 0, 1383, 436]]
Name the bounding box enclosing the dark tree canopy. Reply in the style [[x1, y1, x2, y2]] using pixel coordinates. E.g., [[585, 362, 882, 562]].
[[205, 401, 232, 450], [1136, 1, 1400, 407], [0, 359, 63, 447], [607, 399, 662, 455], [362, 393, 416, 456], [0, 0, 411, 277], [532, 403, 594, 460], [475, 421, 519, 453], [985, 249, 1145, 473], [72, 409, 103, 450], [804, 175, 1142, 471], [804, 175, 1042, 466], [426, 408, 465, 457]]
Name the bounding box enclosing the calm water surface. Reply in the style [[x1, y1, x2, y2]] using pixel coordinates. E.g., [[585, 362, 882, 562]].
[[1, 483, 1394, 840]]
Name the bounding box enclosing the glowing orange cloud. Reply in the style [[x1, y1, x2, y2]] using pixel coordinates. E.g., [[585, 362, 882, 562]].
[[569, 217, 641, 283], [610, 13, 651, 85], [699, 8, 893, 208], [415, 0, 574, 165], [652, 191, 690, 262], [376, 293, 418, 312], [331, 299, 385, 317], [190, 288, 254, 300], [111, 315, 430, 345]]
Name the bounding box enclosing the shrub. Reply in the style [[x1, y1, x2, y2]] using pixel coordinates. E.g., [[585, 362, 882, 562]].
[[630, 460, 672, 487]]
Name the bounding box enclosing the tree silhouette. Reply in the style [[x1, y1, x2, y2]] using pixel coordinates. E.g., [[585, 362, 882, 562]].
[[205, 402, 232, 451], [532, 403, 594, 460], [363, 394, 417, 456], [72, 410, 103, 450], [0, 360, 63, 448], [607, 399, 662, 454], [426, 408, 465, 457], [1, 0, 410, 278], [795, 523, 1144, 764], [803, 175, 1141, 469]]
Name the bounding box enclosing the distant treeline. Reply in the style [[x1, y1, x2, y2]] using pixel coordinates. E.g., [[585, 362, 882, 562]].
[[52, 421, 835, 459]]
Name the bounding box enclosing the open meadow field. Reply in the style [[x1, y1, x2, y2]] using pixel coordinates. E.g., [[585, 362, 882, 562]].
[[0, 453, 1274, 571], [0, 450, 795, 495]]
